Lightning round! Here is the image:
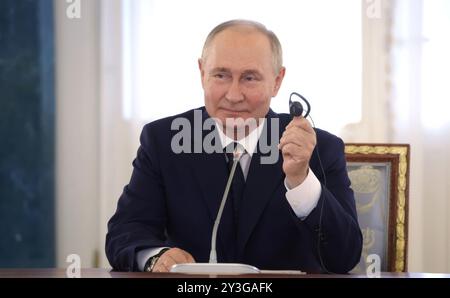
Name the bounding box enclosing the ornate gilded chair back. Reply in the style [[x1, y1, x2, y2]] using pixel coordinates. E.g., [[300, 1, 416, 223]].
[[345, 144, 410, 272]]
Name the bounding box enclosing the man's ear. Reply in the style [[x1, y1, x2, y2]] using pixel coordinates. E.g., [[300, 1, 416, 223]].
[[272, 67, 286, 97], [198, 58, 205, 88]]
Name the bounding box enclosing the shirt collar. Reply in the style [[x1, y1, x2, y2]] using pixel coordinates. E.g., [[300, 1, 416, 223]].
[[215, 119, 265, 157]]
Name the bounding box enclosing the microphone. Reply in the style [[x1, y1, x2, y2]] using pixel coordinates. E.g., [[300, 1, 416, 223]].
[[170, 147, 260, 274], [210, 148, 242, 263]]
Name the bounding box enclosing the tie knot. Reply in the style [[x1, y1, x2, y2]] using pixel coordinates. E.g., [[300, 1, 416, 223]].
[[224, 142, 245, 162]]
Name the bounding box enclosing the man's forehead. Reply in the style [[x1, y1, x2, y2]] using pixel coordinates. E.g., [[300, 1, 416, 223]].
[[204, 51, 272, 74]]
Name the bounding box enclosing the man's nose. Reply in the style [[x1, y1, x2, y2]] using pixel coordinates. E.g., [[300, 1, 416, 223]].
[[225, 79, 244, 103]]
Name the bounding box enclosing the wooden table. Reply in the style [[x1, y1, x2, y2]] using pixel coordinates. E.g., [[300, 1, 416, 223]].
[[0, 268, 448, 278]]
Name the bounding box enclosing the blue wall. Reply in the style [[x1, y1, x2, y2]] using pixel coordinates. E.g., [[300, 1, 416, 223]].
[[0, 0, 55, 267]]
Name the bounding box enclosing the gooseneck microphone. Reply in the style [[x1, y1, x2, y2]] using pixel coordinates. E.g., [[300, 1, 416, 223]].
[[209, 148, 242, 263], [170, 146, 260, 274]]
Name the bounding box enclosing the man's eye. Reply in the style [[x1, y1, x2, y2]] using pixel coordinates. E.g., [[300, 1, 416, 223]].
[[214, 73, 226, 79], [244, 75, 256, 81]]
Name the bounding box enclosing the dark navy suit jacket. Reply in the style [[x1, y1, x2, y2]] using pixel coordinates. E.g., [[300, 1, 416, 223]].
[[106, 107, 362, 273]]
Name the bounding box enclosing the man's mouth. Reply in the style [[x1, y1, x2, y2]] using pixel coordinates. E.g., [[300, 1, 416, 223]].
[[219, 107, 248, 114]]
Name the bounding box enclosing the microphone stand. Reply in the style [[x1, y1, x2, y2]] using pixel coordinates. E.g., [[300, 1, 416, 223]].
[[170, 150, 260, 274]]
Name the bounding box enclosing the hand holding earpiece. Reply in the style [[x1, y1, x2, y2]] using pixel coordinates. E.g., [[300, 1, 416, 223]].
[[279, 117, 317, 188], [281, 92, 315, 188]]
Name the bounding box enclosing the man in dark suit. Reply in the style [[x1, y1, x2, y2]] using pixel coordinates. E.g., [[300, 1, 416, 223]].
[[106, 19, 362, 273]]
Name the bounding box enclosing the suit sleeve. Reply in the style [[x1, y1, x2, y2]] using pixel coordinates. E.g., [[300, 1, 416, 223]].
[[105, 124, 168, 271], [302, 136, 363, 273]]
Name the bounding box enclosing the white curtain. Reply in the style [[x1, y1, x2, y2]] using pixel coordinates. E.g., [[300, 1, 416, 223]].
[[390, 0, 450, 272], [98, 0, 144, 267]]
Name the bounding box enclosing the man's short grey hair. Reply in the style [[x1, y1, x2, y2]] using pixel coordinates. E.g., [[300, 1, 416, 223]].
[[201, 19, 283, 74]]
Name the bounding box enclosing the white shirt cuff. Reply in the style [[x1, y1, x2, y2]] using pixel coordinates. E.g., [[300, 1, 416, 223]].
[[284, 168, 322, 219], [136, 247, 169, 271]]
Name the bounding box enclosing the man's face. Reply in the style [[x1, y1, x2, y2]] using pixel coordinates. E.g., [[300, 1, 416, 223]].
[[199, 28, 285, 133]]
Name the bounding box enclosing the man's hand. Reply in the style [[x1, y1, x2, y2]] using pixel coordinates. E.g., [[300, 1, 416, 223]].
[[279, 117, 316, 188], [152, 247, 195, 272]]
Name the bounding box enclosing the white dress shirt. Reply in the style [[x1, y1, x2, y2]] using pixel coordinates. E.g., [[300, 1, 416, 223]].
[[136, 119, 322, 270]]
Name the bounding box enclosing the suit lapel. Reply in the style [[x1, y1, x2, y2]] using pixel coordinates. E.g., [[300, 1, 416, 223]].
[[190, 150, 229, 222]]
